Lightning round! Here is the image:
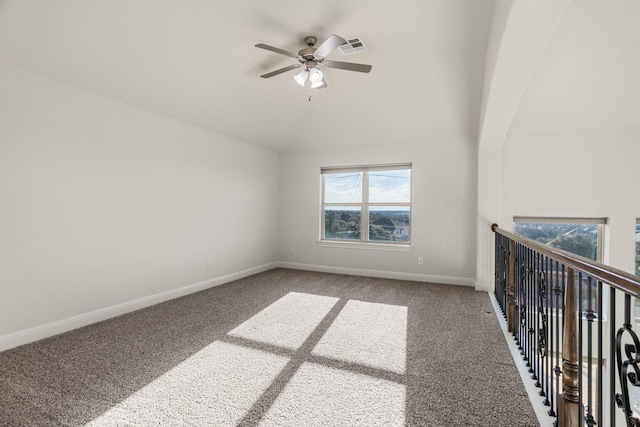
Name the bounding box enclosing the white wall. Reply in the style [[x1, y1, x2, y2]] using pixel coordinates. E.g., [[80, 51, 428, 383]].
[[474, 1, 572, 293], [0, 64, 279, 345], [501, 129, 640, 427], [501, 128, 640, 274], [278, 141, 477, 285]]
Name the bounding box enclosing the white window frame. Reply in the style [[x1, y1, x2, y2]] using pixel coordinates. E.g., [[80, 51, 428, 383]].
[[320, 163, 412, 246]]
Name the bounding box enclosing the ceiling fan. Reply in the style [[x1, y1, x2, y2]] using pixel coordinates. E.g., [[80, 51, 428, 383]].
[[255, 34, 372, 89]]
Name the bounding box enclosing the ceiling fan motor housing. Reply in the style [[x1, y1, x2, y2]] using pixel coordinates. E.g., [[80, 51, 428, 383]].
[[298, 47, 317, 61], [299, 36, 321, 63], [304, 60, 319, 70]]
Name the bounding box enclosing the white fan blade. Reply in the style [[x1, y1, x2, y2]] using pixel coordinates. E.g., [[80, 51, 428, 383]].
[[325, 60, 372, 73], [313, 34, 347, 59], [255, 44, 299, 58], [260, 64, 301, 78]]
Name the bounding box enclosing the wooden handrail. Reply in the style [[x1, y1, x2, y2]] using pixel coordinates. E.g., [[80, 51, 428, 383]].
[[492, 223, 640, 298]]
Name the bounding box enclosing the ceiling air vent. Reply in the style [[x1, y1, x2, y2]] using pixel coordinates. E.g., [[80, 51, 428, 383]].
[[339, 37, 368, 56]]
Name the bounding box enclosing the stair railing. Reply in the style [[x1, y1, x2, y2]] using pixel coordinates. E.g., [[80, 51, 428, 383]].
[[492, 223, 640, 427]]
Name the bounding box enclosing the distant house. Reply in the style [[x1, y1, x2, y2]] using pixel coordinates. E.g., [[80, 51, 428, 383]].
[[393, 223, 409, 240]]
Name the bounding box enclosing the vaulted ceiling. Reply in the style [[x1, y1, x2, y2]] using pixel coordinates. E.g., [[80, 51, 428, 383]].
[[1, 1, 638, 152]]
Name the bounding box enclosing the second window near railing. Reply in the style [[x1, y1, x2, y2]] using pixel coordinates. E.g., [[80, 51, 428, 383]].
[[513, 218, 604, 262], [321, 165, 411, 244], [513, 217, 606, 313], [635, 220, 640, 276]]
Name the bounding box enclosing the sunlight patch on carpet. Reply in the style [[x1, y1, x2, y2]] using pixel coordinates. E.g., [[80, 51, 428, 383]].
[[260, 362, 405, 426], [86, 341, 289, 426], [311, 300, 407, 374], [228, 292, 339, 349]]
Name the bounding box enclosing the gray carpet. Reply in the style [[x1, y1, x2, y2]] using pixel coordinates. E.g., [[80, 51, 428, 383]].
[[0, 268, 538, 426]]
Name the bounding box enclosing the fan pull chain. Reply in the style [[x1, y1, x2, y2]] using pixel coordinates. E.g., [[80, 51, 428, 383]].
[[308, 92, 312, 102]]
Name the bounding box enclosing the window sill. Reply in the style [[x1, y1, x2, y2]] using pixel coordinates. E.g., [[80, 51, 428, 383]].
[[317, 240, 412, 252]]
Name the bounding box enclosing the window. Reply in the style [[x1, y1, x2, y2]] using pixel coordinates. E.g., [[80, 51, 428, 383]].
[[513, 217, 605, 262], [321, 164, 411, 244], [636, 219, 640, 276], [513, 217, 606, 313]]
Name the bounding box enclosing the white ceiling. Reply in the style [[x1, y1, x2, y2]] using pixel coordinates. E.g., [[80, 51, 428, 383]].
[[1, 0, 638, 152]]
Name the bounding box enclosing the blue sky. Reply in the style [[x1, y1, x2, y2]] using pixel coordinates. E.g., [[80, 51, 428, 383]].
[[324, 170, 410, 204]]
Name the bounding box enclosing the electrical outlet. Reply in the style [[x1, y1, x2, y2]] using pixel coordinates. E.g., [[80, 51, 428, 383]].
[[418, 257, 424, 265], [207, 261, 213, 270]]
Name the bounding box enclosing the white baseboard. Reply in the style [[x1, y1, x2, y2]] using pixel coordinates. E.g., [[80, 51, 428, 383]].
[[277, 261, 475, 287], [1, 261, 473, 352], [0, 262, 278, 352], [475, 280, 494, 292]]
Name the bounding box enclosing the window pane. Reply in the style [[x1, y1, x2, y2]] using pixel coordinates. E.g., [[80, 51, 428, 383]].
[[324, 207, 361, 240], [514, 223, 599, 261], [369, 170, 411, 203], [514, 221, 601, 313], [324, 173, 362, 203], [369, 207, 410, 242], [636, 223, 640, 275]]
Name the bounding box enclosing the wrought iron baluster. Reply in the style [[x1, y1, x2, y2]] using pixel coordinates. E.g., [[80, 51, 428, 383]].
[[497, 234, 507, 313], [541, 255, 550, 405], [610, 287, 616, 427], [514, 243, 519, 343], [519, 244, 527, 358], [578, 271, 584, 423], [503, 235, 508, 312], [585, 274, 595, 426], [548, 260, 561, 417], [508, 239, 516, 333], [532, 249, 539, 382], [526, 248, 535, 374], [519, 244, 526, 355], [534, 252, 542, 387], [561, 263, 566, 425], [515, 243, 523, 347], [577, 272, 584, 424], [615, 294, 640, 426], [597, 280, 603, 427], [494, 233, 499, 309], [538, 261, 546, 383]]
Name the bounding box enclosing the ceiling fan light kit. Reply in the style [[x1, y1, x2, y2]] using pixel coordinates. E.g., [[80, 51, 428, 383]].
[[293, 70, 308, 86], [293, 63, 327, 89], [309, 68, 326, 89], [255, 34, 372, 90]]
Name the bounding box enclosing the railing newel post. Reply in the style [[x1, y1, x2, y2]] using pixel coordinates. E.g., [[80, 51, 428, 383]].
[[558, 268, 583, 426]]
